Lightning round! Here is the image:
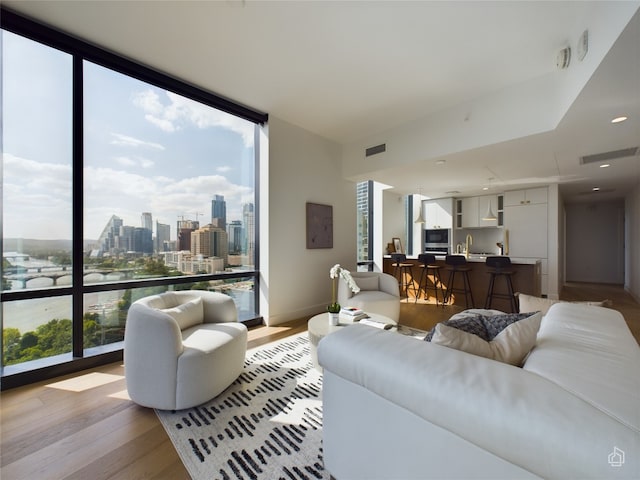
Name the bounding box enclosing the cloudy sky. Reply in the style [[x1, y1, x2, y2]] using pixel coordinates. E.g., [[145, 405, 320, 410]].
[[2, 30, 256, 241]]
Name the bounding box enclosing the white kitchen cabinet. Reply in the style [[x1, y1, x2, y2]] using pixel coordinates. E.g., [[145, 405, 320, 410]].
[[504, 187, 548, 294], [456, 195, 499, 228], [460, 196, 479, 228], [423, 198, 453, 229], [503, 187, 548, 206], [504, 203, 548, 260]]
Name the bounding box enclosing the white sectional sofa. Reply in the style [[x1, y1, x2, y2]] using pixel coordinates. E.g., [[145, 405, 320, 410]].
[[318, 303, 640, 479]]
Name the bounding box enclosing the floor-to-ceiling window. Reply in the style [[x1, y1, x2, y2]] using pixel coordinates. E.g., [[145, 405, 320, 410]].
[[1, 11, 266, 388], [356, 181, 373, 271]]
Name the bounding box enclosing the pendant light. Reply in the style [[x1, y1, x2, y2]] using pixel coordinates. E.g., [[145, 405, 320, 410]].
[[482, 177, 497, 221], [482, 199, 497, 221], [414, 188, 425, 224]]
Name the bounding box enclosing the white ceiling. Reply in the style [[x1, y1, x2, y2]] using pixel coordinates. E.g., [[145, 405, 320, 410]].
[[4, 0, 640, 202]]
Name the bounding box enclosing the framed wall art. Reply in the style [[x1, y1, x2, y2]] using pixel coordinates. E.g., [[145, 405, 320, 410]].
[[392, 237, 403, 254], [306, 202, 333, 249]]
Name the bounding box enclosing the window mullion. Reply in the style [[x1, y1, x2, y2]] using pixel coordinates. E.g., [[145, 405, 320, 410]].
[[72, 55, 84, 358]]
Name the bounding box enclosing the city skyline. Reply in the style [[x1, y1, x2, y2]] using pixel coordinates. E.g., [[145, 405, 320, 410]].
[[2, 30, 257, 242]]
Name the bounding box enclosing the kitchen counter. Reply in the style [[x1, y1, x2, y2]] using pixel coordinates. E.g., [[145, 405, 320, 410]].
[[383, 255, 541, 311]]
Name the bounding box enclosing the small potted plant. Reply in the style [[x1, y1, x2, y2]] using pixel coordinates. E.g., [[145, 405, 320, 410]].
[[328, 264, 360, 325]]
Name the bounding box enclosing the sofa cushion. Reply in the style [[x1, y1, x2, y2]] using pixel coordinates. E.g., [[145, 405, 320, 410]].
[[430, 311, 543, 366], [355, 275, 379, 291], [523, 302, 640, 433], [161, 296, 203, 330], [516, 292, 611, 316]]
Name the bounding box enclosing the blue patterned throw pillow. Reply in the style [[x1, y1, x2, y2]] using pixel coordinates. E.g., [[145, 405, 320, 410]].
[[424, 314, 489, 342], [425, 311, 540, 342], [481, 312, 538, 340]]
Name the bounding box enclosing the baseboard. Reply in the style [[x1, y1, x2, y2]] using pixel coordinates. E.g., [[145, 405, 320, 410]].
[[265, 303, 324, 326], [624, 284, 640, 304]]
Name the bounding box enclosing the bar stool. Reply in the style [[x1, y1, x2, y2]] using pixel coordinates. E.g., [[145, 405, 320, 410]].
[[443, 255, 475, 308], [415, 253, 444, 306], [390, 253, 415, 300], [484, 256, 518, 312]]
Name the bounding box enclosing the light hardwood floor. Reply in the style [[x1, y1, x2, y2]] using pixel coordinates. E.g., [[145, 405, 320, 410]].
[[1, 283, 638, 479]]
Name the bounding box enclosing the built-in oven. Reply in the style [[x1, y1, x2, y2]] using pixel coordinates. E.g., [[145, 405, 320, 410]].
[[424, 228, 451, 255]]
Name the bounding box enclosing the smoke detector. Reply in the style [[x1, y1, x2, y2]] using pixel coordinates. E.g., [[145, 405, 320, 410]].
[[577, 30, 588, 61], [556, 47, 571, 69]]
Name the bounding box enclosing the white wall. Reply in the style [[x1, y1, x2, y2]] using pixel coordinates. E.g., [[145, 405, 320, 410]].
[[626, 183, 640, 302], [263, 116, 356, 325], [547, 184, 560, 299], [383, 191, 406, 254], [565, 200, 625, 284]]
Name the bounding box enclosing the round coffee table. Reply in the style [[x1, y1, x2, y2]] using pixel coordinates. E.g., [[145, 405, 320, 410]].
[[307, 312, 396, 370]]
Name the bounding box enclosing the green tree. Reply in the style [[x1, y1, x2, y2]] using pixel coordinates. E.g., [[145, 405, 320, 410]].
[[20, 332, 39, 349], [140, 258, 171, 276], [3, 327, 22, 363]]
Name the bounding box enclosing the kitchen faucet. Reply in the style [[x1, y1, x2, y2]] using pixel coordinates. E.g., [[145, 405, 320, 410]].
[[465, 234, 473, 258]]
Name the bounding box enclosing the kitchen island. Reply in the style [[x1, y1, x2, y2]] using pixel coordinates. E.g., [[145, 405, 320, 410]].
[[383, 255, 541, 312]]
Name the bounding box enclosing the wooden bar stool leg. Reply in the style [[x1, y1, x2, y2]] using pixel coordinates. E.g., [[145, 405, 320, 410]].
[[434, 270, 444, 307], [506, 274, 518, 313], [414, 267, 426, 304], [444, 270, 455, 305], [463, 271, 475, 308], [485, 273, 496, 309]]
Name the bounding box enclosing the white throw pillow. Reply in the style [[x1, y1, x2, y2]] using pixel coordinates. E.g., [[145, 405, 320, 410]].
[[161, 296, 203, 330], [516, 292, 610, 316], [355, 276, 379, 291], [431, 311, 543, 366]]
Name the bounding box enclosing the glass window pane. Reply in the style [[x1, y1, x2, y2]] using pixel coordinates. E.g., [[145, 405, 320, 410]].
[[2, 296, 73, 367], [1, 31, 73, 292], [82, 280, 256, 354], [357, 181, 371, 270], [83, 62, 256, 284]]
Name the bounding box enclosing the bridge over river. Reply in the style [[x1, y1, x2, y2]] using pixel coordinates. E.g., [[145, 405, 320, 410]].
[[4, 266, 136, 289]]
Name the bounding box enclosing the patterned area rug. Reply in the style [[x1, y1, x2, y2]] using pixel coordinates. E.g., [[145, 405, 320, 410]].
[[155, 332, 328, 480]]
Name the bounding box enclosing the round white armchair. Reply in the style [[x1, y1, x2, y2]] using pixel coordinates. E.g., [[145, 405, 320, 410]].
[[124, 290, 247, 410], [337, 272, 401, 322]]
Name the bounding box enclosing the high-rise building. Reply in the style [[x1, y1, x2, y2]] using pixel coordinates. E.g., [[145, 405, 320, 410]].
[[243, 203, 255, 265], [211, 195, 227, 230], [117, 225, 135, 252], [155, 221, 170, 253], [190, 223, 228, 266], [228, 220, 243, 254], [97, 215, 123, 256], [211, 228, 228, 263], [191, 225, 213, 257], [141, 212, 152, 232], [177, 219, 199, 251], [133, 227, 153, 254], [356, 181, 371, 266]]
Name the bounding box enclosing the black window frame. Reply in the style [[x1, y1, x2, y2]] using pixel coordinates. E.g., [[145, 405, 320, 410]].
[[1, 8, 267, 389]]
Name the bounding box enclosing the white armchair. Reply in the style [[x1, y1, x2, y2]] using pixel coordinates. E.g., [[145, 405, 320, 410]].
[[337, 272, 400, 322], [124, 290, 247, 410]]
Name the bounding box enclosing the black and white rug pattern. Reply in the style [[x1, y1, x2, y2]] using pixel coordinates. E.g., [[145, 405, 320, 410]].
[[155, 333, 328, 480]]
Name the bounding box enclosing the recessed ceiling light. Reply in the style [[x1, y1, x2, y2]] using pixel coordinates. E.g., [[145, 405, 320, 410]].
[[435, 159, 446, 165], [599, 163, 610, 168], [482, 187, 489, 191], [592, 187, 600, 191], [611, 116, 628, 124]]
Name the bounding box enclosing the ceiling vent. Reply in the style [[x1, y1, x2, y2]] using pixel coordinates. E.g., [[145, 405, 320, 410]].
[[580, 147, 638, 165], [365, 143, 386, 157]]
